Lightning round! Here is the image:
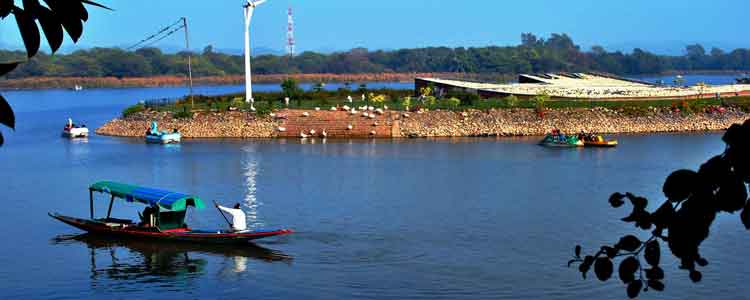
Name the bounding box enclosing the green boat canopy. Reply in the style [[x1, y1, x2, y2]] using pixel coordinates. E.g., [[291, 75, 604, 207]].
[[89, 181, 206, 212]]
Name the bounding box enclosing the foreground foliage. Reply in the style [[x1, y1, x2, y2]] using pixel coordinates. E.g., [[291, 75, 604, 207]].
[[569, 119, 750, 298]]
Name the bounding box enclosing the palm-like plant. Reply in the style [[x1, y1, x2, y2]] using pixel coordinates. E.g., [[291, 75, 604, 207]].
[[0, 0, 110, 146]]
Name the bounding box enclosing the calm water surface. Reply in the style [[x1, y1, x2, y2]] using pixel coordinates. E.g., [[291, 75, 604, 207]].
[[0, 83, 748, 299]]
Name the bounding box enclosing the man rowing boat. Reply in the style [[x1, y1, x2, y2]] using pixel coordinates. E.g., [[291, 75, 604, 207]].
[[216, 202, 248, 232]]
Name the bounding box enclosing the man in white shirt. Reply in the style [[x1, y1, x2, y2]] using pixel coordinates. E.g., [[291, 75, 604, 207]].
[[217, 203, 247, 232]]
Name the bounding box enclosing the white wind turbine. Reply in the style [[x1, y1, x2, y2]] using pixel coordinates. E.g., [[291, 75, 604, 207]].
[[243, 0, 268, 110]]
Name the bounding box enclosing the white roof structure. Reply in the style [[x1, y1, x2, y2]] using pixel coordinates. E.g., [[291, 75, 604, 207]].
[[417, 73, 750, 100]]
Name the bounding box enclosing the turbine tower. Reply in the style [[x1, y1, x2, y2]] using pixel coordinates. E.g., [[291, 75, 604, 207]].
[[243, 0, 268, 108], [287, 6, 295, 57]]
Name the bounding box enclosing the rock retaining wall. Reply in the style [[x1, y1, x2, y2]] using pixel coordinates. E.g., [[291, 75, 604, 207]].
[[96, 108, 750, 139]]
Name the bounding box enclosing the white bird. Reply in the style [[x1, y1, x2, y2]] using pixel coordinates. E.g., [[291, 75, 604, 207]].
[[302, 111, 310, 117], [368, 106, 375, 111], [277, 126, 286, 132], [368, 113, 376, 119], [330, 107, 337, 111], [370, 130, 377, 135], [314, 107, 321, 111], [269, 112, 276, 117], [309, 129, 316, 135], [402, 113, 410, 118], [343, 105, 351, 110], [373, 122, 379, 126], [350, 109, 357, 115], [375, 108, 384, 114], [384, 105, 389, 110], [362, 112, 369, 117], [321, 130, 328, 138], [300, 132, 309, 138], [347, 124, 353, 130]]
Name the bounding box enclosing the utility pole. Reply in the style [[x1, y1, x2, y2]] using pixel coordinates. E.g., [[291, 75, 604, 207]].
[[182, 17, 194, 108]]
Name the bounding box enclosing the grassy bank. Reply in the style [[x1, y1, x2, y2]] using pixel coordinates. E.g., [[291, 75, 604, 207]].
[[123, 87, 750, 120]]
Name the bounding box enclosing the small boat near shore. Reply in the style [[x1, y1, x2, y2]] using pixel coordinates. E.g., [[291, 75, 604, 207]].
[[145, 121, 181, 144], [49, 181, 294, 244], [539, 133, 583, 147], [580, 134, 618, 147], [62, 118, 89, 138]]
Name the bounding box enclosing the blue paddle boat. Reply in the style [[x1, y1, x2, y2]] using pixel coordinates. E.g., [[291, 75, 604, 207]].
[[146, 121, 181, 144]]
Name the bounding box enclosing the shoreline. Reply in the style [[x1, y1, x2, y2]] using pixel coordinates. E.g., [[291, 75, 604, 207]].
[[96, 108, 750, 139]]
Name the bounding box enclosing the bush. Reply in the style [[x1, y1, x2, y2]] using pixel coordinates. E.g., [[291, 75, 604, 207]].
[[443, 97, 461, 109], [504, 95, 519, 108], [122, 103, 145, 118], [445, 91, 480, 106], [173, 106, 192, 119]]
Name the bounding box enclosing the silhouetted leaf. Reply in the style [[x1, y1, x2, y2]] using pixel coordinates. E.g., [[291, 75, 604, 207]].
[[652, 200, 675, 230], [627, 280, 643, 299], [723, 124, 743, 148], [44, 0, 84, 42], [0, 0, 12, 18], [619, 256, 639, 284], [644, 240, 660, 266], [0, 131, 4, 146], [741, 200, 750, 230], [81, 0, 112, 10], [689, 270, 702, 283], [663, 170, 698, 202], [579, 255, 594, 279], [617, 235, 642, 252], [716, 176, 748, 213], [626, 194, 648, 209], [609, 192, 625, 208], [594, 257, 613, 281], [567, 259, 577, 267], [645, 266, 664, 280], [35, 5, 64, 53], [0, 94, 15, 130], [648, 280, 665, 291], [696, 257, 709, 267], [0, 62, 20, 77], [14, 7, 41, 58], [575, 245, 581, 257], [602, 246, 618, 258]]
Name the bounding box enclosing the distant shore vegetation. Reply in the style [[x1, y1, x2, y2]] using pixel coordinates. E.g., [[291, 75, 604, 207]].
[[2, 33, 750, 80]]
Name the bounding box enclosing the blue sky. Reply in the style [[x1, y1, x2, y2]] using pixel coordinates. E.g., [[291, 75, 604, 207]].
[[1, 0, 749, 54]]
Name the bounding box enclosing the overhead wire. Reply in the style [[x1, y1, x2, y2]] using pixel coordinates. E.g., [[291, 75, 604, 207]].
[[127, 18, 185, 50]]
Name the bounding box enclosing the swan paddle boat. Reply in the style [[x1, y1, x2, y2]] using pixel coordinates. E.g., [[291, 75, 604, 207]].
[[49, 181, 294, 244], [146, 121, 181, 144], [62, 118, 89, 138]]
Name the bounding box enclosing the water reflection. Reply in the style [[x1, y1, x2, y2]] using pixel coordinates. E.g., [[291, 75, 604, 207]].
[[51, 234, 293, 286], [242, 145, 262, 228]]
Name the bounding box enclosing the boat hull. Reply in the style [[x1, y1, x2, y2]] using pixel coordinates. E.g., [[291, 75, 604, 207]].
[[49, 213, 293, 244], [62, 128, 89, 138], [584, 140, 618, 147], [146, 133, 181, 144]]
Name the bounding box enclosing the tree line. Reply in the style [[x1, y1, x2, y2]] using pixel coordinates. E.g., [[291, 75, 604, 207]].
[[1, 33, 750, 79]]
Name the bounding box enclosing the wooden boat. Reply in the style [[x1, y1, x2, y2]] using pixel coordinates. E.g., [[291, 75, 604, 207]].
[[49, 181, 293, 244], [62, 118, 89, 138], [146, 121, 181, 144], [539, 134, 583, 147]]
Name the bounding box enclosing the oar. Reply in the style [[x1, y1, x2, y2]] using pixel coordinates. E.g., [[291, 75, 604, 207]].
[[213, 200, 233, 228]]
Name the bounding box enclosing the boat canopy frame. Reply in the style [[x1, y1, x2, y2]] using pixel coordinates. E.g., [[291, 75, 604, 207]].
[[88, 181, 206, 219]]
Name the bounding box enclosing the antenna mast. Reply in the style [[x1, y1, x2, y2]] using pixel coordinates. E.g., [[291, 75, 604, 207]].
[[287, 6, 295, 57]]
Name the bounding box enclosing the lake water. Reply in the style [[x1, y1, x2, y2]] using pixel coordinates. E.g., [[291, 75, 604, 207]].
[[1, 82, 749, 299]]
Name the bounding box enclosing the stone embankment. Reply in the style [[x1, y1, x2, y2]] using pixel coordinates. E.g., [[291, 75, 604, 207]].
[[97, 108, 750, 139]]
